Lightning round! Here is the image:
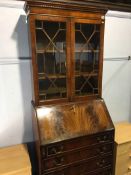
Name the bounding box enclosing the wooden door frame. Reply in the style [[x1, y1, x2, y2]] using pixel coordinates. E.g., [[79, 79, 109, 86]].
[[29, 15, 71, 105], [70, 17, 104, 102]]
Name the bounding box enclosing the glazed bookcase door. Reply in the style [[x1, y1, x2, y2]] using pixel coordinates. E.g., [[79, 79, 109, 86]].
[[30, 16, 70, 104], [30, 15, 104, 105], [72, 19, 104, 100]]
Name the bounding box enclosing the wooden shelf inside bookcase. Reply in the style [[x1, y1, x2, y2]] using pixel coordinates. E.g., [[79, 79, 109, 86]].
[[39, 87, 66, 96], [38, 72, 98, 79], [36, 50, 99, 53]]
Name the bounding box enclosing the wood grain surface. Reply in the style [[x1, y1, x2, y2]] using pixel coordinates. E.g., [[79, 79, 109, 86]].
[[36, 99, 113, 144], [25, 0, 131, 13], [0, 144, 31, 175]]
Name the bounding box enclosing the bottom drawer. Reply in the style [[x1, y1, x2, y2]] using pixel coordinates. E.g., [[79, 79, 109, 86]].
[[85, 167, 112, 175], [44, 167, 112, 175], [44, 154, 113, 175]]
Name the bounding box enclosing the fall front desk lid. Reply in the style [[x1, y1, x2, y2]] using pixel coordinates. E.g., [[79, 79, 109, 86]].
[[36, 99, 114, 145]]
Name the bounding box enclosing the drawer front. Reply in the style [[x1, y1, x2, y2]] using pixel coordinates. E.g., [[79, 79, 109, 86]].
[[43, 154, 113, 174], [115, 165, 131, 175], [117, 142, 131, 156], [43, 167, 112, 175], [43, 143, 113, 170], [67, 154, 112, 175], [115, 154, 131, 175], [41, 132, 114, 158], [115, 142, 131, 175], [117, 153, 131, 165], [86, 168, 112, 175]]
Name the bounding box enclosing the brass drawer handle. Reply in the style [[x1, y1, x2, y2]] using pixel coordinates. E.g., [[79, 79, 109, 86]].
[[48, 145, 64, 155], [54, 156, 64, 166], [128, 166, 131, 171], [51, 147, 57, 154], [96, 159, 105, 167], [97, 146, 107, 154], [97, 135, 108, 143]]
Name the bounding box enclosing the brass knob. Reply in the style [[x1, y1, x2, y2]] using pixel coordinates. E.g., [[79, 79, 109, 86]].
[[54, 156, 64, 166], [96, 159, 105, 167], [97, 135, 108, 143], [97, 146, 107, 154], [49, 145, 64, 155], [51, 147, 57, 154]]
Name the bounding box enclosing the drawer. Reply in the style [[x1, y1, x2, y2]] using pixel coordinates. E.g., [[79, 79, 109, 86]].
[[115, 167, 131, 175], [65, 154, 112, 175], [115, 142, 131, 175], [83, 167, 112, 175], [43, 167, 112, 175], [127, 166, 131, 175], [85, 168, 112, 175], [117, 142, 131, 156], [117, 153, 131, 164], [115, 154, 131, 175], [43, 143, 113, 170], [41, 132, 114, 158], [43, 154, 113, 174]]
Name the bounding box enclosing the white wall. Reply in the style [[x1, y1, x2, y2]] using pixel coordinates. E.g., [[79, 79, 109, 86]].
[[0, 1, 131, 147], [0, 1, 33, 147], [103, 11, 131, 123]]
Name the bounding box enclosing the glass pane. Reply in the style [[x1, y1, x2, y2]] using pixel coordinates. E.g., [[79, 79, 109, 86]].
[[75, 75, 98, 96], [75, 23, 100, 96], [39, 78, 66, 100], [35, 20, 67, 100]]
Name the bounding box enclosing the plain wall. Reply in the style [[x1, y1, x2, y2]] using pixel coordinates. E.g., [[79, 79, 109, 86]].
[[0, 1, 33, 147], [103, 11, 131, 123], [0, 2, 131, 147]]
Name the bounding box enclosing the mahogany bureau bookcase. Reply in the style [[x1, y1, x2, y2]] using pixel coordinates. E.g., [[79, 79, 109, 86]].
[[24, 1, 117, 175]]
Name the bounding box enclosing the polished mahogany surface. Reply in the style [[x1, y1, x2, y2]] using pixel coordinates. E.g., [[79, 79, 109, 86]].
[[36, 99, 113, 145], [26, 1, 115, 174], [25, 0, 131, 13]]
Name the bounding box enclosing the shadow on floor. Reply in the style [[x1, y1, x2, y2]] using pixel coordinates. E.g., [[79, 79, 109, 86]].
[[27, 142, 39, 175]]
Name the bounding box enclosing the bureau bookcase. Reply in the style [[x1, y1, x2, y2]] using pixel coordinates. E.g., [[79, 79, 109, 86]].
[[25, 1, 115, 174]]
